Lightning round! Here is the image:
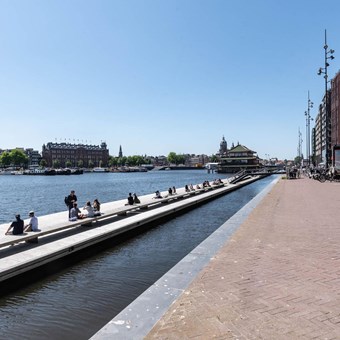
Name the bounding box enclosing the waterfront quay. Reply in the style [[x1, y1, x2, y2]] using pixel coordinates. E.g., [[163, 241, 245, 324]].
[[94, 176, 340, 339]]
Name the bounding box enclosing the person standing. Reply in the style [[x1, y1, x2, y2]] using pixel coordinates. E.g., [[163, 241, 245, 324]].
[[5, 214, 24, 235], [24, 211, 40, 232], [65, 190, 77, 217]]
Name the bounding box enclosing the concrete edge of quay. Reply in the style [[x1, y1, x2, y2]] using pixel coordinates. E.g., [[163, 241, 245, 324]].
[[90, 176, 280, 339]]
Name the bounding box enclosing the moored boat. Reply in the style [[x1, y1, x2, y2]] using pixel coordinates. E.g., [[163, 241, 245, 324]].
[[92, 167, 107, 173]]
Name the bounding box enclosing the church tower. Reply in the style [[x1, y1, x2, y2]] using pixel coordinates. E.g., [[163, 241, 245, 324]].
[[118, 145, 123, 158], [219, 136, 227, 155]]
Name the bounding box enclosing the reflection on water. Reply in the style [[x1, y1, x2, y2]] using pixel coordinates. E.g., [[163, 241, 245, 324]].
[[0, 172, 276, 339]]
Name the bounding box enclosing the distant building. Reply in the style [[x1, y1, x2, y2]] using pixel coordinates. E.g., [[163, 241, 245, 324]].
[[331, 71, 340, 163], [118, 145, 123, 158], [187, 154, 209, 167], [26, 148, 42, 168], [217, 143, 260, 173], [42, 142, 109, 168], [219, 136, 228, 156]]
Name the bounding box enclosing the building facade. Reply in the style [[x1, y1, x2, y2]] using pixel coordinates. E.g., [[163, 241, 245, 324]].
[[42, 142, 109, 168], [312, 70, 340, 167], [26, 148, 42, 168], [331, 71, 340, 149], [217, 144, 260, 173], [313, 92, 329, 166]]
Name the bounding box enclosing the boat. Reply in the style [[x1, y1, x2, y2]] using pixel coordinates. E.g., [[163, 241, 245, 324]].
[[92, 167, 106, 173], [44, 169, 56, 175], [0, 168, 19, 175], [11, 170, 24, 175]]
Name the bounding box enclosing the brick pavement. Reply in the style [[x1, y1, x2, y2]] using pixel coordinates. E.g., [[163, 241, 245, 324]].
[[145, 177, 340, 340]]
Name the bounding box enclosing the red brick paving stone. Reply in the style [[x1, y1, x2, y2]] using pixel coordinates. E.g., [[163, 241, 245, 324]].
[[145, 178, 340, 339]]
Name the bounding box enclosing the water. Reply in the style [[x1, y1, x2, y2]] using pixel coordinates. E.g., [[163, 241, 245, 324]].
[[0, 170, 228, 225], [0, 171, 276, 339]]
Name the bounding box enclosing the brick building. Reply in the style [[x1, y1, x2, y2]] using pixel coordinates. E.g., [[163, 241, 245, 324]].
[[42, 142, 109, 168]]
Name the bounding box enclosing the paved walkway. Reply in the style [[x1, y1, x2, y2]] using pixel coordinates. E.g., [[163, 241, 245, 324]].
[[145, 177, 340, 339]]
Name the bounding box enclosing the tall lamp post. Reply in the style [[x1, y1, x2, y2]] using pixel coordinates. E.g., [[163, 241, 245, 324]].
[[318, 29, 335, 168], [298, 128, 303, 165], [304, 91, 313, 166]]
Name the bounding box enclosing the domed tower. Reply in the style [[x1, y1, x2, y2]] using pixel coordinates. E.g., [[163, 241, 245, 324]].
[[219, 136, 227, 155]]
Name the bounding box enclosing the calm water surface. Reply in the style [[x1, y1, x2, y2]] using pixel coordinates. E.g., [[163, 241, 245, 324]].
[[0, 170, 228, 224], [0, 171, 277, 339]]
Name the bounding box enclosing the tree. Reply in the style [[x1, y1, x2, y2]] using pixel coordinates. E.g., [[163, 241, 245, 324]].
[[294, 156, 302, 166], [88, 160, 94, 168], [108, 156, 118, 167], [210, 154, 218, 162], [77, 160, 83, 168], [65, 160, 72, 168], [167, 152, 178, 165], [52, 159, 60, 168], [177, 154, 186, 165], [9, 149, 28, 167], [0, 151, 11, 167], [40, 159, 47, 168]]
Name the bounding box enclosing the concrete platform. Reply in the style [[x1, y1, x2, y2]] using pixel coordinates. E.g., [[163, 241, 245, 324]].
[[92, 176, 340, 339]]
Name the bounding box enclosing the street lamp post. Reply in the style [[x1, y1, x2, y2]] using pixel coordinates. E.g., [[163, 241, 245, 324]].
[[318, 29, 335, 168], [304, 91, 313, 167]]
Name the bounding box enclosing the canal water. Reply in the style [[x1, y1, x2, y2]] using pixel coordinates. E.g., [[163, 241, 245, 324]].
[[0, 171, 277, 339]]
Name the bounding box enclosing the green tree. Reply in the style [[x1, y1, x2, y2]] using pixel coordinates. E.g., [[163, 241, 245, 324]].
[[65, 160, 72, 168], [117, 156, 127, 166], [108, 156, 118, 167], [52, 159, 60, 168], [0, 151, 11, 167], [294, 156, 302, 166], [77, 160, 84, 168], [177, 154, 186, 165], [88, 160, 94, 168], [210, 154, 219, 162], [167, 152, 178, 165], [40, 159, 47, 168], [9, 149, 28, 167]]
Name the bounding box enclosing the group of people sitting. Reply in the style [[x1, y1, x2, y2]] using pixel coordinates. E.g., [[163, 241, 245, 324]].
[[66, 190, 102, 221], [153, 186, 177, 199], [126, 193, 141, 205], [5, 211, 40, 235], [69, 199, 101, 221], [185, 184, 195, 192]]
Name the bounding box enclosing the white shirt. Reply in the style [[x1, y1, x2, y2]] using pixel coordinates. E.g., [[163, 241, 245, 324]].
[[84, 205, 95, 217], [29, 216, 39, 231]]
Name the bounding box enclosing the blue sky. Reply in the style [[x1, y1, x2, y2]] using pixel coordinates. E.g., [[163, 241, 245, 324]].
[[1, 0, 340, 160]]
